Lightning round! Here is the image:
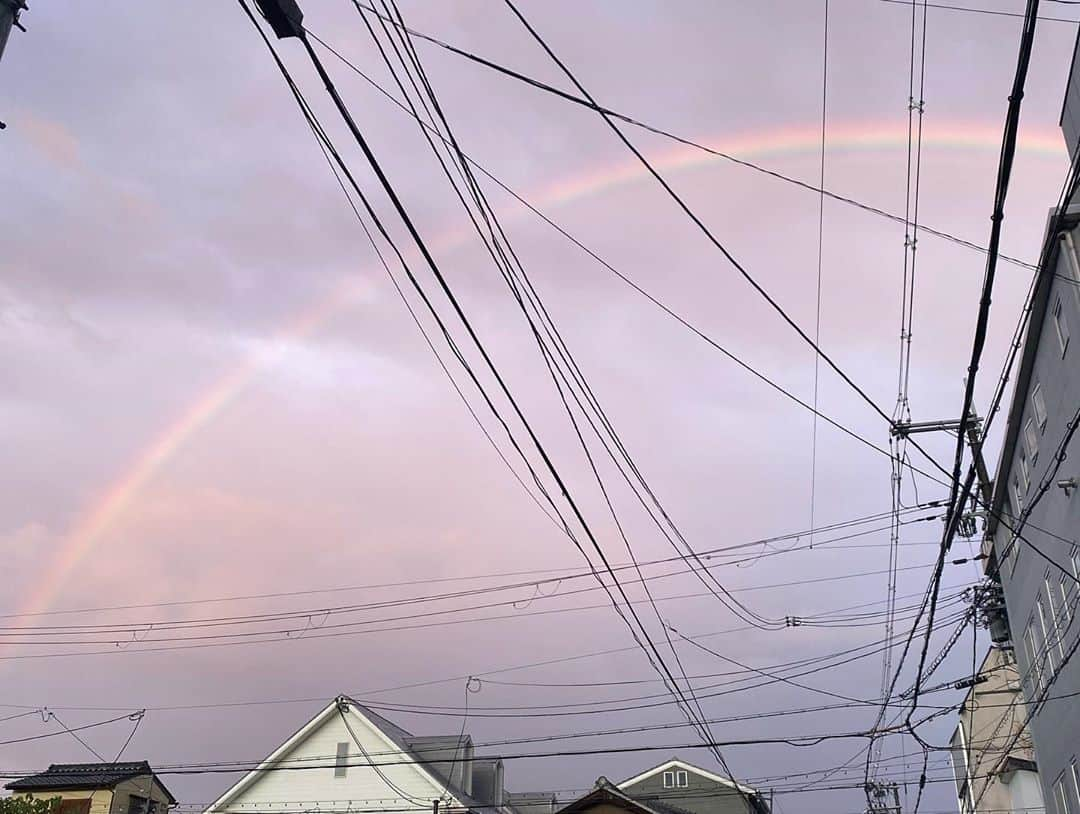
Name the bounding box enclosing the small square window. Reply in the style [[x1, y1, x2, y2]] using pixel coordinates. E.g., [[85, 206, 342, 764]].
[[663, 771, 675, 789], [1054, 296, 1071, 356], [1025, 418, 1040, 464], [1033, 383, 1048, 430], [676, 771, 688, 788]]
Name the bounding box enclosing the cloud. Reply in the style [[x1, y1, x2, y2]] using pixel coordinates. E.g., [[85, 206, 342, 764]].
[[0, 3, 1074, 812]]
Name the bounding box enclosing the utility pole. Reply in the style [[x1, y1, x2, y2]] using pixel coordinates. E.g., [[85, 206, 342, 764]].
[[891, 412, 994, 512], [0, 0, 26, 64], [863, 781, 900, 814], [0, 0, 27, 130]]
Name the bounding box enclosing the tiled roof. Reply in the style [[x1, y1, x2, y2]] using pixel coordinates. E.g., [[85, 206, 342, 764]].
[[5, 762, 176, 803]]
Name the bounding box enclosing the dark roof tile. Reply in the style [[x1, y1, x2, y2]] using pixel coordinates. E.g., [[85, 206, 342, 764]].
[[5, 762, 176, 803]]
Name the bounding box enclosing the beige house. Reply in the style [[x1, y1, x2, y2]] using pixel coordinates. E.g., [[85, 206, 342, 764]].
[[4, 762, 175, 814], [949, 648, 1044, 814]]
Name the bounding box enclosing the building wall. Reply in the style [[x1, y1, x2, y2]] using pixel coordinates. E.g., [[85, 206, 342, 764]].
[[1062, 31, 1080, 164], [13, 788, 113, 814], [109, 776, 174, 814], [950, 648, 1042, 813], [622, 769, 755, 814], [1006, 769, 1047, 814], [993, 221, 1080, 813], [210, 707, 467, 814]]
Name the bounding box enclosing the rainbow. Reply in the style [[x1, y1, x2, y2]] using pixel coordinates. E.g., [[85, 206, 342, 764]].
[[15, 118, 1067, 623]]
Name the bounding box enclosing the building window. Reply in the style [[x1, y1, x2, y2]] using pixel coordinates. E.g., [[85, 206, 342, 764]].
[[663, 771, 675, 788], [1019, 447, 1031, 494], [676, 770, 688, 788], [1033, 383, 1048, 431], [1038, 590, 1059, 673], [950, 723, 976, 814], [1061, 548, 1080, 654], [1014, 477, 1026, 516], [334, 741, 349, 778], [1071, 762, 1080, 814], [1048, 576, 1069, 662], [127, 797, 156, 814], [1023, 622, 1044, 702], [1054, 296, 1071, 356], [1055, 766, 1080, 814], [1025, 418, 1040, 464]]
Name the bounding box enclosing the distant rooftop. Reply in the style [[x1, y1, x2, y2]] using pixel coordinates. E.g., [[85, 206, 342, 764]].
[[5, 762, 176, 803]]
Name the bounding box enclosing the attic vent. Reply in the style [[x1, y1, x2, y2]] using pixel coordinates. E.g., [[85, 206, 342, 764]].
[[335, 742, 349, 778]]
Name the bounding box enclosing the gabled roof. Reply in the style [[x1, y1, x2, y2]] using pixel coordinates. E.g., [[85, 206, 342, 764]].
[[618, 758, 758, 797], [5, 762, 177, 803], [207, 697, 481, 813], [557, 780, 666, 814]]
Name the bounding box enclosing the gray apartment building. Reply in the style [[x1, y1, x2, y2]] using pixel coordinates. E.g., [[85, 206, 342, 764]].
[[981, 31, 1080, 814]]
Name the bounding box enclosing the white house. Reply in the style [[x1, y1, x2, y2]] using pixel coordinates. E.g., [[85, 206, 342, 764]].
[[206, 697, 515, 814]]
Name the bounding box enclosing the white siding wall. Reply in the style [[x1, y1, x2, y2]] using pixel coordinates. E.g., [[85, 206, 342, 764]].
[[212, 707, 462, 814]]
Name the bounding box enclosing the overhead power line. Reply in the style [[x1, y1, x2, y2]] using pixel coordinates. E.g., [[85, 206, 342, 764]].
[[879, 0, 1079, 23], [337, 7, 1039, 273], [305, 27, 950, 493], [905, 0, 1042, 751], [500, 0, 945, 475]]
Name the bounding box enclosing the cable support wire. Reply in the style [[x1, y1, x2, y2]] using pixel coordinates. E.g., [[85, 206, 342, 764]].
[[870, 0, 929, 786], [0, 584, 972, 718], [0, 538, 957, 663], [0, 502, 944, 622], [0, 527, 945, 637], [0, 570, 949, 648], [875, 3, 1043, 777]]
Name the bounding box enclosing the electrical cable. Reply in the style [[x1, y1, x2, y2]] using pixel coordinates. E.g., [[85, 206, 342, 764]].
[[809, 0, 829, 548], [497, 0, 951, 488], [239, 5, 774, 784], [880, 0, 1076, 19], [334, 8, 1039, 274], [305, 27, 955, 490], [903, 0, 1041, 746]]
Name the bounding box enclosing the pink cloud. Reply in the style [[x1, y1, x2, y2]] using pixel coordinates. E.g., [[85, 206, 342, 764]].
[[18, 111, 82, 170]]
